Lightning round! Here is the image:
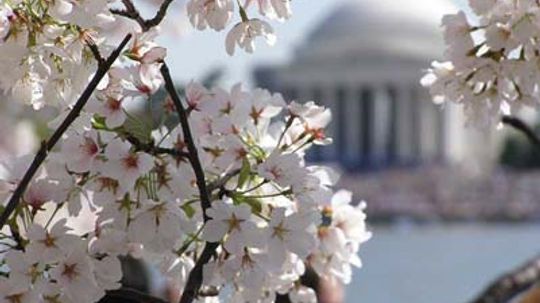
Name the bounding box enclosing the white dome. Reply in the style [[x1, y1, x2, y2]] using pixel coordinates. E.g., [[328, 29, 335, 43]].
[[296, 0, 458, 63]]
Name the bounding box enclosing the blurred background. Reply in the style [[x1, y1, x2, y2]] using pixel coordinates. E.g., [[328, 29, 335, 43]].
[[4, 0, 540, 302]]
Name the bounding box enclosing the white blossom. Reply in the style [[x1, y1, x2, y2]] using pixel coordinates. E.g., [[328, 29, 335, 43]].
[[225, 19, 276, 55]]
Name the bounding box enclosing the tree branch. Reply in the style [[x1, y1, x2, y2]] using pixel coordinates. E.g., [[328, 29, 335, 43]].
[[111, 0, 174, 32], [160, 62, 212, 221], [124, 134, 189, 159], [470, 255, 540, 303], [87, 41, 105, 67], [0, 34, 132, 229], [179, 242, 220, 303], [501, 115, 540, 148], [103, 287, 169, 303], [160, 62, 219, 303]]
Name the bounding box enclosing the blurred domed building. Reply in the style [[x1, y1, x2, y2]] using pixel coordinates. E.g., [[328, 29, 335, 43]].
[[254, 0, 496, 172]]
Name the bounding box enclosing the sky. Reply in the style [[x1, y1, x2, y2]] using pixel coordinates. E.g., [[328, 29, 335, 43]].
[[158, 0, 470, 87]]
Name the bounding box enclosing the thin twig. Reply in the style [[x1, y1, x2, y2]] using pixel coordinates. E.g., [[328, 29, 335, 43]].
[[207, 169, 241, 192], [470, 255, 540, 303], [0, 34, 132, 229], [87, 42, 105, 66], [501, 115, 540, 148], [124, 134, 189, 159]]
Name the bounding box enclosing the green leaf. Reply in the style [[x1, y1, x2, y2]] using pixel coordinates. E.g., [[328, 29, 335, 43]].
[[243, 197, 262, 213], [237, 158, 251, 188], [231, 193, 262, 214], [124, 112, 152, 143], [181, 204, 196, 218], [91, 115, 108, 130]]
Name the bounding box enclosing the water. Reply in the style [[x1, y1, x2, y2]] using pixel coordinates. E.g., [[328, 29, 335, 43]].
[[347, 223, 540, 303]]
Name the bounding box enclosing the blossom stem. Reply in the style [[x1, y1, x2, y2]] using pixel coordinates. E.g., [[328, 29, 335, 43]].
[[175, 227, 204, 256], [0, 34, 132, 229], [243, 189, 292, 199], [124, 133, 190, 159], [206, 169, 241, 192], [237, 179, 269, 194]]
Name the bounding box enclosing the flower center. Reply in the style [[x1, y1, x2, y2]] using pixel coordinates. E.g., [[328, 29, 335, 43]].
[[61, 263, 79, 281], [272, 222, 289, 240], [122, 154, 139, 169], [82, 137, 98, 156], [106, 98, 121, 111]]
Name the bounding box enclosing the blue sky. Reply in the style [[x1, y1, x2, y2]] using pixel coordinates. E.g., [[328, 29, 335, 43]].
[[160, 0, 470, 87]]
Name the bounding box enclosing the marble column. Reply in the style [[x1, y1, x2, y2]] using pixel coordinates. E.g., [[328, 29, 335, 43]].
[[359, 86, 374, 166], [396, 84, 415, 163], [387, 85, 398, 163], [419, 95, 438, 161], [343, 85, 362, 166], [372, 84, 391, 165]]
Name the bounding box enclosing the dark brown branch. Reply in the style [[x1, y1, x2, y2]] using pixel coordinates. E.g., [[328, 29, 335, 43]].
[[160, 62, 219, 303], [179, 242, 220, 303], [160, 63, 212, 221], [501, 115, 540, 148], [103, 287, 169, 303], [111, 0, 174, 32], [124, 134, 189, 159], [0, 34, 132, 229], [87, 42, 105, 67], [470, 255, 540, 303], [145, 0, 174, 29]]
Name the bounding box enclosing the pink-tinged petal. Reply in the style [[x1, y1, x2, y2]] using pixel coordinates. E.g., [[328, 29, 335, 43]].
[[105, 110, 126, 129], [225, 25, 238, 56], [201, 220, 227, 242], [141, 47, 167, 64], [223, 231, 243, 253]]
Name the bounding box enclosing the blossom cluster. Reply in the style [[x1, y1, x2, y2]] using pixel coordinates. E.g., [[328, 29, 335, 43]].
[[0, 78, 371, 302], [0, 1, 370, 302], [187, 0, 291, 55], [0, 0, 114, 110], [422, 0, 540, 128], [0, 0, 292, 111]]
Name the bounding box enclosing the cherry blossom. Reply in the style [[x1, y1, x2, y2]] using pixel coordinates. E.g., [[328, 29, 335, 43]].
[[127, 199, 188, 251], [49, 248, 107, 302], [0, 1, 372, 302], [264, 208, 319, 267], [187, 0, 234, 31], [61, 130, 101, 173], [225, 19, 276, 55], [26, 219, 81, 264], [202, 199, 260, 253], [423, 1, 540, 128], [100, 139, 154, 190]]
